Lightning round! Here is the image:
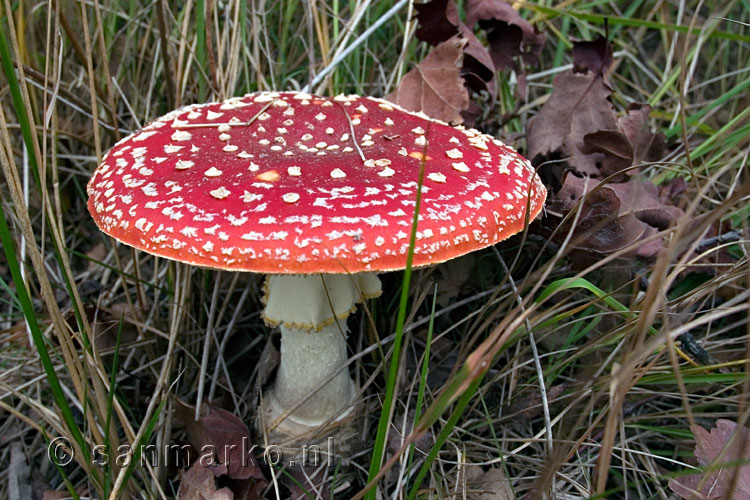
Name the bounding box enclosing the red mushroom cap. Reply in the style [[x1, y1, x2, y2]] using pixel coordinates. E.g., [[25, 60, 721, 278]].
[[87, 92, 546, 273]]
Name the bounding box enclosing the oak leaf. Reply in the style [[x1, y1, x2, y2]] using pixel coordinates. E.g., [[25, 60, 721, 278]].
[[526, 71, 615, 176], [387, 37, 470, 123]]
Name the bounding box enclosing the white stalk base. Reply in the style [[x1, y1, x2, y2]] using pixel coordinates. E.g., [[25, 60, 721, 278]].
[[264, 322, 357, 434]]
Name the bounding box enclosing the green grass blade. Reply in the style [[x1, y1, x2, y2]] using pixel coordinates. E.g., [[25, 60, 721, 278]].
[[406, 286, 437, 472], [0, 198, 92, 468], [365, 127, 430, 500], [406, 376, 483, 500], [528, 6, 750, 43]]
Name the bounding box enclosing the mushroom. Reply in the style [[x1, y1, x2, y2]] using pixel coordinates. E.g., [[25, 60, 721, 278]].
[[86, 91, 546, 441]]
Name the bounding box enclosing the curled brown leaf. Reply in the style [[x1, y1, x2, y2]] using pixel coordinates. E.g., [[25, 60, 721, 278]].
[[547, 173, 685, 268], [175, 401, 264, 481], [465, 0, 545, 69]]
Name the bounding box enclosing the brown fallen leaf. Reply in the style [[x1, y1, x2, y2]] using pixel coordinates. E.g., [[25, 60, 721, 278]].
[[463, 465, 515, 499], [460, 25, 498, 103], [669, 419, 750, 500], [177, 462, 234, 500], [387, 409, 435, 455], [412, 0, 497, 105], [526, 36, 664, 184], [546, 173, 684, 268], [387, 36, 470, 123], [42, 492, 72, 500], [465, 0, 545, 70], [580, 104, 666, 179], [413, 0, 460, 45], [175, 400, 264, 481], [527, 71, 616, 177], [571, 35, 613, 77], [435, 254, 477, 307]]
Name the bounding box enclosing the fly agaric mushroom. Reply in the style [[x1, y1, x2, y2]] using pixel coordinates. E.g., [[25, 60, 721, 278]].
[[87, 91, 546, 440]]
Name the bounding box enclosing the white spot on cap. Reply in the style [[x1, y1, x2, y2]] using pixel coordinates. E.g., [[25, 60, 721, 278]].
[[207, 110, 224, 120], [378, 103, 393, 111], [470, 138, 488, 150], [385, 117, 394, 126], [133, 130, 157, 142], [223, 144, 239, 152], [415, 136, 428, 147], [219, 133, 231, 141], [258, 112, 271, 121], [238, 151, 253, 159], [249, 162, 260, 172], [283, 193, 300, 203], [412, 127, 425, 135], [356, 104, 369, 113], [210, 187, 230, 199], [254, 93, 276, 103], [314, 113, 326, 121], [301, 133, 313, 141], [452, 162, 470, 172], [446, 148, 463, 159], [326, 127, 334, 135], [330, 168, 346, 178], [287, 166, 301, 176], [378, 167, 395, 177], [180, 226, 198, 238], [218, 124, 231, 133], [142, 183, 158, 196], [204, 167, 222, 177], [171, 130, 191, 141], [427, 172, 447, 183], [398, 147, 408, 156], [241, 191, 263, 202]]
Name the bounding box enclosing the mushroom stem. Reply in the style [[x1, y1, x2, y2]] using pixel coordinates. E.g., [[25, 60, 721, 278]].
[[268, 321, 356, 426], [261, 272, 381, 436]]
